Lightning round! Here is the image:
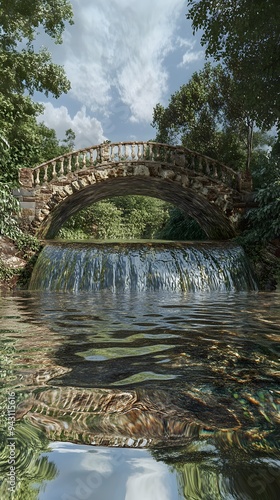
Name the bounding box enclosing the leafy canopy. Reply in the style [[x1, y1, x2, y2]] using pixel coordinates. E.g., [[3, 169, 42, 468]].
[[187, 0, 280, 129], [0, 0, 74, 181], [152, 63, 272, 171], [0, 0, 73, 101]]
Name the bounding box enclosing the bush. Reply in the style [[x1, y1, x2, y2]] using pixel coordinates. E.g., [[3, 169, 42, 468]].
[[242, 152, 280, 244], [0, 182, 40, 256]]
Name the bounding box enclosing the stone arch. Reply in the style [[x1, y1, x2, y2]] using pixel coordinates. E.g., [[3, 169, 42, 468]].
[[37, 175, 235, 240]]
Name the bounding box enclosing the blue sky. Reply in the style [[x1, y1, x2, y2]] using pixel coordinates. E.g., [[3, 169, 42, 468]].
[[36, 0, 205, 149]]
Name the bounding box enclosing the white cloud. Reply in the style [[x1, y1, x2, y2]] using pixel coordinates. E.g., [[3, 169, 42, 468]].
[[38, 103, 107, 149], [179, 50, 204, 67], [35, 0, 205, 143], [61, 0, 186, 123], [177, 37, 204, 67]]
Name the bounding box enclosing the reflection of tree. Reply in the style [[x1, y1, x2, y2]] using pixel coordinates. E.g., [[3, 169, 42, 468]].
[[0, 420, 57, 499], [152, 444, 280, 500]]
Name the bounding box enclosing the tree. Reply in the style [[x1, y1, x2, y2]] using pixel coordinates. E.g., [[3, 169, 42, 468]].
[[0, 0, 73, 99], [0, 117, 76, 183], [187, 0, 280, 130], [0, 0, 74, 180], [152, 63, 271, 173], [58, 196, 170, 240]]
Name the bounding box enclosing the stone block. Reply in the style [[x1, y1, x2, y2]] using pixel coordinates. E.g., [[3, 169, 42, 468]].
[[13, 188, 35, 197], [133, 164, 150, 176], [63, 185, 74, 196], [181, 175, 189, 187], [53, 186, 68, 198], [19, 168, 34, 188], [148, 164, 161, 176], [94, 171, 109, 181], [160, 169, 175, 180], [22, 197, 35, 202], [21, 208, 35, 217], [71, 181, 81, 191], [78, 178, 90, 188], [20, 201, 36, 209]]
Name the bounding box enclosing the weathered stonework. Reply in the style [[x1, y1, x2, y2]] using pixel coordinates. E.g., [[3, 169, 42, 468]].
[[14, 141, 250, 240]]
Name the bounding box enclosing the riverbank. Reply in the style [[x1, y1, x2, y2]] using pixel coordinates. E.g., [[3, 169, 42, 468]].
[[0, 236, 41, 293], [0, 235, 279, 293]]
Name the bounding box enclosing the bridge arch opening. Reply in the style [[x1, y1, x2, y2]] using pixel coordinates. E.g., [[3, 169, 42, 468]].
[[37, 176, 235, 240]]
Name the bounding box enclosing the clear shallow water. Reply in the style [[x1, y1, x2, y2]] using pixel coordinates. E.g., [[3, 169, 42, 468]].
[[0, 289, 280, 499]]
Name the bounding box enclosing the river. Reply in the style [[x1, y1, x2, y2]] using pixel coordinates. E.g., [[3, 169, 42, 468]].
[[0, 242, 279, 499]]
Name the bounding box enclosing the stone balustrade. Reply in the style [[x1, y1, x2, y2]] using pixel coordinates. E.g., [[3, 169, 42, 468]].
[[19, 141, 241, 191]]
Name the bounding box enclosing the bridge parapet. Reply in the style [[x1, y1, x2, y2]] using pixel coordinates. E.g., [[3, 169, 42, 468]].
[[19, 141, 241, 191]]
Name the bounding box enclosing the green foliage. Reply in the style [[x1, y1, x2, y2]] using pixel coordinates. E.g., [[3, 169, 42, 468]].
[[58, 196, 170, 240], [0, 122, 76, 183], [152, 63, 271, 172], [158, 208, 207, 241], [0, 258, 20, 282], [0, 182, 40, 255], [187, 0, 280, 130], [0, 0, 73, 96], [0, 182, 20, 238], [58, 196, 209, 242], [0, 0, 74, 183], [242, 153, 280, 244]]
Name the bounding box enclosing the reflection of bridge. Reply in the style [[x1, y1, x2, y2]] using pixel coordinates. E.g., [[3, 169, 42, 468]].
[[16, 141, 250, 239], [16, 385, 240, 448]]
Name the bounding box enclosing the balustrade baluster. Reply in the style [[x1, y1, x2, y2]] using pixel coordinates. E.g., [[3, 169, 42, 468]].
[[67, 155, 72, 173], [52, 161, 57, 179], [74, 154, 79, 171], [82, 152, 86, 169], [144, 143, 147, 160], [118, 144, 122, 161], [43, 166, 48, 183], [205, 159, 210, 175], [89, 149, 94, 166], [35, 169, 40, 185], [59, 159, 64, 176], [198, 156, 203, 171], [131, 143, 136, 160], [137, 143, 142, 160]]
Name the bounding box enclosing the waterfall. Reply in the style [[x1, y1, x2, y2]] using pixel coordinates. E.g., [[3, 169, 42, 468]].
[[29, 242, 258, 292]]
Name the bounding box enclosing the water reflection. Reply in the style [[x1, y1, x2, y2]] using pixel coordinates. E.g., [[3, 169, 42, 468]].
[[39, 444, 180, 500], [0, 291, 280, 499]]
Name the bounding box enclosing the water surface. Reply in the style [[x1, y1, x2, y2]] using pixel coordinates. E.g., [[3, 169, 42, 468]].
[[0, 289, 279, 499]]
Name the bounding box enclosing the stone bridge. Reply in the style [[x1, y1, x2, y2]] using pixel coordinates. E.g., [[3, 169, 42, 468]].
[[15, 141, 250, 240]]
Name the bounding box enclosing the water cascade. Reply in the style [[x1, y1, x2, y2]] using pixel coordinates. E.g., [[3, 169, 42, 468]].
[[29, 241, 258, 292]]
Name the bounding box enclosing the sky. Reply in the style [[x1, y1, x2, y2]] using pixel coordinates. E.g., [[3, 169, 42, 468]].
[[36, 0, 205, 149]]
